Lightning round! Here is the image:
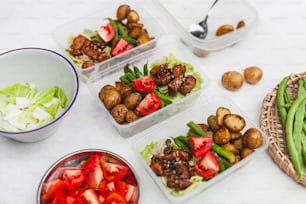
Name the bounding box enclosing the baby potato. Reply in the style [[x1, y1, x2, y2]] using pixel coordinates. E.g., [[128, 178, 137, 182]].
[[123, 92, 142, 110], [244, 66, 263, 84], [111, 104, 128, 124], [216, 24, 234, 36], [207, 115, 220, 131], [213, 127, 231, 145], [221, 71, 244, 91], [223, 114, 246, 132], [116, 4, 131, 20], [216, 107, 231, 126], [243, 128, 263, 149], [222, 143, 239, 155], [241, 147, 254, 159], [99, 85, 122, 110]]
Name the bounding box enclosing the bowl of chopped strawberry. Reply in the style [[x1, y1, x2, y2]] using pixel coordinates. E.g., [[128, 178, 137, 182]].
[[37, 149, 139, 204]]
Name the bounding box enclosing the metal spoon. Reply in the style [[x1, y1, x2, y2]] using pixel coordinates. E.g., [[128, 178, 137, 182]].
[[189, 0, 219, 39]]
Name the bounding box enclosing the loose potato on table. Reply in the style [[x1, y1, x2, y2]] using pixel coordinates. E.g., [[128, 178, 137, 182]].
[[221, 71, 244, 91], [243, 66, 263, 84]]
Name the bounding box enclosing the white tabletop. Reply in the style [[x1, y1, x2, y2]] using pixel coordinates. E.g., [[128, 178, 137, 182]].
[[1, 0, 306, 203]]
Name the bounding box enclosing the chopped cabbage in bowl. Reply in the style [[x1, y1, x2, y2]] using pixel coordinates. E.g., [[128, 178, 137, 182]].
[[0, 82, 67, 132]]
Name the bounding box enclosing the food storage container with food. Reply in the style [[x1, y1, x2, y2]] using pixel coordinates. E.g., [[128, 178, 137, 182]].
[[133, 94, 268, 203], [37, 149, 140, 204], [0, 48, 79, 143], [154, 0, 258, 57], [52, 0, 164, 81], [86, 37, 209, 137]]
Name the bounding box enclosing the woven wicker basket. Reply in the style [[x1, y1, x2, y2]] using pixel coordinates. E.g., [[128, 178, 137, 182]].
[[260, 72, 306, 186]]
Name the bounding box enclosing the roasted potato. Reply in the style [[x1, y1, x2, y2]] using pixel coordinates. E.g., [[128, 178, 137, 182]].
[[125, 110, 139, 123], [230, 131, 242, 140], [232, 137, 243, 151], [241, 147, 254, 159], [99, 85, 122, 110], [223, 114, 246, 132], [123, 92, 142, 110], [207, 115, 220, 131], [243, 128, 263, 149], [111, 104, 128, 124], [213, 127, 231, 145], [216, 107, 231, 126], [115, 81, 133, 99], [222, 143, 239, 155], [116, 4, 131, 20]]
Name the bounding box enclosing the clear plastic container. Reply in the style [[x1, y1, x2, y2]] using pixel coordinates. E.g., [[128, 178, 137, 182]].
[[154, 0, 258, 57], [52, 0, 164, 81], [86, 37, 209, 137], [133, 94, 268, 203]]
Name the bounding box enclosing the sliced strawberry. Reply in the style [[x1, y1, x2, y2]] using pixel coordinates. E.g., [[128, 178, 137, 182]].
[[80, 189, 101, 204], [97, 23, 115, 42], [82, 154, 104, 189], [194, 151, 221, 179], [188, 136, 213, 158], [98, 180, 116, 197]]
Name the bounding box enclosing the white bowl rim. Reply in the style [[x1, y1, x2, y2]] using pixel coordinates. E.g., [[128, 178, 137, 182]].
[[0, 47, 79, 135]]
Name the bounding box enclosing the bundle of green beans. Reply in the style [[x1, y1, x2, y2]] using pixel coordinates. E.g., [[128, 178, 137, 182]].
[[277, 75, 306, 181]]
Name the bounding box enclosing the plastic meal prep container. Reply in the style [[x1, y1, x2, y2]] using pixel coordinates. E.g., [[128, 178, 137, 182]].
[[52, 0, 164, 81], [86, 37, 209, 137], [133, 94, 268, 203], [154, 0, 258, 57]]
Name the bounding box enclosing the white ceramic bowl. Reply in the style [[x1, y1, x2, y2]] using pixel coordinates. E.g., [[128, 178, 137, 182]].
[[0, 48, 79, 142]]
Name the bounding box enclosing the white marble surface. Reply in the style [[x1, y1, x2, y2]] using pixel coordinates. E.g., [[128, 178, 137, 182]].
[[1, 0, 306, 203]]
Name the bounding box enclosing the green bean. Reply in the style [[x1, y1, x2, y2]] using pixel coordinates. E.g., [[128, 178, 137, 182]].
[[186, 121, 235, 163], [154, 89, 173, 105], [123, 64, 133, 75], [277, 75, 290, 126], [285, 93, 306, 181], [125, 72, 136, 81], [173, 136, 191, 153], [301, 133, 306, 166], [117, 23, 128, 37], [292, 79, 306, 172], [186, 121, 207, 136], [133, 66, 143, 78], [119, 75, 132, 87], [143, 63, 148, 76]]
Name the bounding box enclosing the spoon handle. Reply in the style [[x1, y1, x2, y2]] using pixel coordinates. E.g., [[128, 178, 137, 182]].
[[207, 0, 219, 17]]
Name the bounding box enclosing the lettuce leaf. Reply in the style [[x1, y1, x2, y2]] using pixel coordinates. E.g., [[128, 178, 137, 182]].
[[0, 82, 68, 131]]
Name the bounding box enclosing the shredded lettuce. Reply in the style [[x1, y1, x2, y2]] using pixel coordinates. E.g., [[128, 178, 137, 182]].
[[0, 82, 68, 132]]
